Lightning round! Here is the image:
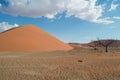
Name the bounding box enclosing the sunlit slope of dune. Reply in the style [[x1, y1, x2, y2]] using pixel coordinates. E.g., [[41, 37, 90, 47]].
[[0, 24, 73, 52]]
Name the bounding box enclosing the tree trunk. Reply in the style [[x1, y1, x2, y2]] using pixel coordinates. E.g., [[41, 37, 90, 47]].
[[105, 46, 108, 52]]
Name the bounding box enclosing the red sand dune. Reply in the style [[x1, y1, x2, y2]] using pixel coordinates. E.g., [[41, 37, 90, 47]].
[[0, 24, 73, 52]]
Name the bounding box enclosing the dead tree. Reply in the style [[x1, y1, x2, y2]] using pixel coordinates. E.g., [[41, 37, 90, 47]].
[[97, 39, 115, 52]]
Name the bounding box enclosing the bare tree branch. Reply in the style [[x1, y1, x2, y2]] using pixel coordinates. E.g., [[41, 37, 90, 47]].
[[97, 39, 115, 52]]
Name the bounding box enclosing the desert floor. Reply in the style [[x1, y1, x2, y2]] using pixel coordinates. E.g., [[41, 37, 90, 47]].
[[0, 48, 120, 80]]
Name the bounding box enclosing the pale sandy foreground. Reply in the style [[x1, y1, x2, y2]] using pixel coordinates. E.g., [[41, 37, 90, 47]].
[[0, 48, 120, 80]]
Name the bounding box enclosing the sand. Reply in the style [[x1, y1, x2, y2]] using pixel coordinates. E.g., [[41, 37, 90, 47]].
[[0, 47, 120, 80], [0, 24, 73, 52]]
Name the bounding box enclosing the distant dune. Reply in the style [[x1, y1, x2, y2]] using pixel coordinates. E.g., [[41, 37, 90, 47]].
[[69, 40, 120, 48], [0, 24, 73, 52], [88, 40, 120, 47]]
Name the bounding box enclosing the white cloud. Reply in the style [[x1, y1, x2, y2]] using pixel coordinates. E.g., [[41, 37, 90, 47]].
[[0, 22, 19, 32], [109, 0, 119, 11], [0, 0, 114, 24], [0, 0, 65, 18], [65, 0, 113, 24], [66, 0, 101, 20]]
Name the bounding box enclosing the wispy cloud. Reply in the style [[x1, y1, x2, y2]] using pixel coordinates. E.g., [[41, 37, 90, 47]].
[[109, 26, 117, 29], [0, 3, 2, 7], [113, 16, 120, 19], [0, 0, 115, 24], [109, 0, 119, 11], [95, 19, 114, 24], [0, 22, 19, 32]]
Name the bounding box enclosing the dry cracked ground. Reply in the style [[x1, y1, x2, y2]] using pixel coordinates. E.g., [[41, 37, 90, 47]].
[[0, 48, 120, 80]]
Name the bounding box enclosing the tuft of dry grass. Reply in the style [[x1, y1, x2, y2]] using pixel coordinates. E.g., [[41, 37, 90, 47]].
[[78, 60, 83, 62]]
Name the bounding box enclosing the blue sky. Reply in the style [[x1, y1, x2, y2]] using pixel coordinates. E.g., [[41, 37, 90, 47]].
[[0, 0, 120, 43]]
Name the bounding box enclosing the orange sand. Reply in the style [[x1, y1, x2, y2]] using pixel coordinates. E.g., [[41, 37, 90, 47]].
[[0, 24, 73, 52]]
